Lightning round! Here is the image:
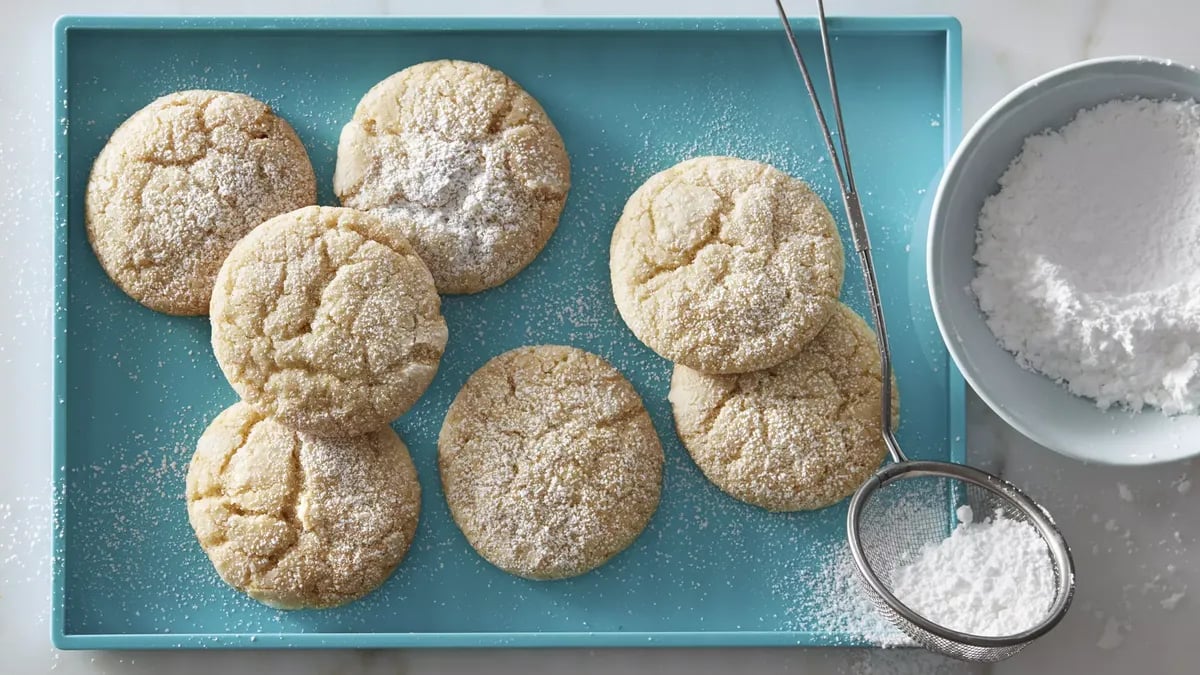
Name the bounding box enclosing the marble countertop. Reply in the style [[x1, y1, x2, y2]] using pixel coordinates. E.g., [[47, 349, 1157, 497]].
[[2, 1, 1196, 673]]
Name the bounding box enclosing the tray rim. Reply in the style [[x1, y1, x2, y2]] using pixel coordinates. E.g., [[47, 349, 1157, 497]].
[[51, 13, 964, 650]]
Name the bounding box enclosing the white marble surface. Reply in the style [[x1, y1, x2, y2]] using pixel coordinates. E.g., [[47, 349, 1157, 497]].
[[2, 0, 1197, 673]]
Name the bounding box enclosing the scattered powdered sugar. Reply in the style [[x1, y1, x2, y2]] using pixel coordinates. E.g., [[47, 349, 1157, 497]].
[[1160, 588, 1188, 610], [1096, 616, 1126, 650], [0, 487, 58, 670], [790, 542, 913, 647], [1117, 482, 1134, 502], [0, 491, 53, 592], [773, 490, 960, 647], [973, 97, 1200, 414], [891, 505, 1055, 637], [843, 650, 980, 675]]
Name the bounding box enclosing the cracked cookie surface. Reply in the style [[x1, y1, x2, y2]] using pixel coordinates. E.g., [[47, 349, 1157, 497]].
[[610, 156, 844, 374], [438, 345, 663, 580], [86, 90, 317, 315], [211, 205, 448, 437], [334, 60, 570, 294], [185, 402, 421, 609], [669, 304, 896, 512]]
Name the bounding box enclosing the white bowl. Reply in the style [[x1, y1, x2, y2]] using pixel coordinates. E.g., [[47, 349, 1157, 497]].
[[928, 56, 1200, 465]]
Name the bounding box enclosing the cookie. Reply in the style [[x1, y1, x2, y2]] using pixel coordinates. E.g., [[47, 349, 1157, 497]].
[[86, 90, 316, 315], [334, 60, 571, 295], [669, 304, 896, 512], [438, 345, 663, 580], [185, 402, 421, 609], [610, 156, 844, 374], [211, 205, 447, 437]]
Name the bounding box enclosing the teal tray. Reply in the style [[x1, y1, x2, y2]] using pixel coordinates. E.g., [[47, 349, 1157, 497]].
[[52, 16, 963, 649]]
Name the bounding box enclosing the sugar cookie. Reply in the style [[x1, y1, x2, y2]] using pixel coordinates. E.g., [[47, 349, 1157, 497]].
[[439, 345, 662, 579], [610, 156, 843, 374], [211, 205, 447, 437], [669, 304, 895, 511], [335, 60, 570, 294], [186, 402, 421, 609], [86, 90, 316, 315]]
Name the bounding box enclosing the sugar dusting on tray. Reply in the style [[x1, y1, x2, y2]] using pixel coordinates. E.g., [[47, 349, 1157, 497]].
[[774, 494, 950, 647], [799, 543, 913, 647], [973, 97, 1200, 414]]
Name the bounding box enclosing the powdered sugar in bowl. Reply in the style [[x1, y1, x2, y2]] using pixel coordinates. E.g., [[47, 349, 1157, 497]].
[[928, 56, 1200, 465]]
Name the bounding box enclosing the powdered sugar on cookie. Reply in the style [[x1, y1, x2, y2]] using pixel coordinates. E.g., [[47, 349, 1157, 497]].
[[210, 206, 448, 438], [186, 402, 421, 609], [362, 132, 533, 282], [438, 345, 663, 580], [610, 156, 844, 374], [86, 90, 316, 315], [335, 60, 570, 294]]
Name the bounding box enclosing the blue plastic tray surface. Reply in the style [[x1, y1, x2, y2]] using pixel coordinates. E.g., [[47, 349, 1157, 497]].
[[53, 16, 963, 649]]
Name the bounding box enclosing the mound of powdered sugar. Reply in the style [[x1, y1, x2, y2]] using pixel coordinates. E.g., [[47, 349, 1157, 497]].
[[972, 97, 1200, 413], [891, 506, 1056, 637]]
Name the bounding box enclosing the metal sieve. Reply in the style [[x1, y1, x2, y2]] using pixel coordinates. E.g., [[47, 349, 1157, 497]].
[[775, 0, 1076, 662]]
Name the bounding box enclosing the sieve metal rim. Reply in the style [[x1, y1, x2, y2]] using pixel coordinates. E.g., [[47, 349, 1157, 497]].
[[846, 460, 1076, 650]]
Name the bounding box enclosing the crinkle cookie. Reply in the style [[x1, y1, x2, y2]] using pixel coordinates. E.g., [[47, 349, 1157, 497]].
[[86, 90, 316, 315], [669, 304, 896, 512], [438, 345, 662, 580], [610, 156, 844, 374], [186, 402, 421, 609], [211, 206, 447, 437], [335, 60, 570, 294]]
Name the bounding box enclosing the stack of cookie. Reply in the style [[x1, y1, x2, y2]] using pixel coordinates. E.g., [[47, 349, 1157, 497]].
[[610, 156, 898, 512]]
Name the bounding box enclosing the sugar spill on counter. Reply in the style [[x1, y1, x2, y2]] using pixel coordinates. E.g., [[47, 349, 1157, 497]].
[[890, 505, 1056, 637], [972, 97, 1200, 414]]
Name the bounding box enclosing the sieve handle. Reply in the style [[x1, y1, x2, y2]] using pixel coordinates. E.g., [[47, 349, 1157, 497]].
[[775, 0, 906, 463]]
